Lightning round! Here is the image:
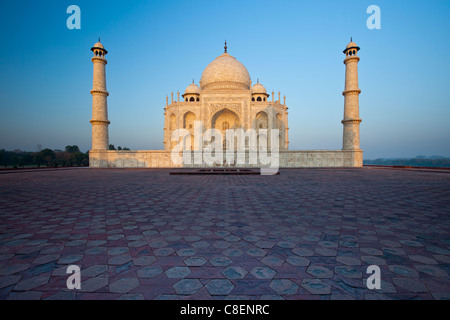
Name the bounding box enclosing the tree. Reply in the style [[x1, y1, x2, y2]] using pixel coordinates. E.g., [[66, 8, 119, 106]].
[[117, 146, 122, 150], [0, 149, 4, 167], [39, 148, 55, 167], [65, 145, 80, 153], [109, 144, 116, 150]]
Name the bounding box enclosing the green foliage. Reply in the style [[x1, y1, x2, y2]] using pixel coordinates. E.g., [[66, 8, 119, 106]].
[[65, 145, 81, 153], [0, 146, 89, 168]]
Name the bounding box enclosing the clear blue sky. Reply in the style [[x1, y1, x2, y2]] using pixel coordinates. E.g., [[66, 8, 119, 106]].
[[0, 0, 449, 159]]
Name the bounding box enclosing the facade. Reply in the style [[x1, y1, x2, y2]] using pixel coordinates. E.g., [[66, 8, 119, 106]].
[[163, 43, 289, 152], [89, 40, 363, 168]]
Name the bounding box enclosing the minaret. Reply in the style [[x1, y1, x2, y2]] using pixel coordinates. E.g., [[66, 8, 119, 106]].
[[90, 39, 110, 150], [342, 39, 362, 150]]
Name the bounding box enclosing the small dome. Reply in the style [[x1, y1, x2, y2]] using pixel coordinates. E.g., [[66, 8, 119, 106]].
[[346, 41, 357, 49], [93, 42, 104, 49], [183, 83, 200, 95], [200, 52, 251, 91], [252, 83, 267, 95]]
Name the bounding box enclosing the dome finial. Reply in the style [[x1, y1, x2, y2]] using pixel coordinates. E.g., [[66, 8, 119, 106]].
[[257, 78, 259, 84], [351, 37, 352, 42], [99, 37, 101, 43], [192, 78, 194, 83], [224, 40, 227, 53]]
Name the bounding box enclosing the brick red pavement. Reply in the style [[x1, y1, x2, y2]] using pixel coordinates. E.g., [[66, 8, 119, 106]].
[[0, 168, 449, 300]]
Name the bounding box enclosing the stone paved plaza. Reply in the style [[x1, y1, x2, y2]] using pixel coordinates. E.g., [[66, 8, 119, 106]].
[[0, 167, 449, 300]]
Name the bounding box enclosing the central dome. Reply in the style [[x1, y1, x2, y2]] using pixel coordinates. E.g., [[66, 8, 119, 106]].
[[200, 52, 251, 91]]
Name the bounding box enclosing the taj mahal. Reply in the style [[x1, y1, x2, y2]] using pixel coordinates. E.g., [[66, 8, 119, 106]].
[[89, 40, 363, 168], [163, 42, 288, 153]]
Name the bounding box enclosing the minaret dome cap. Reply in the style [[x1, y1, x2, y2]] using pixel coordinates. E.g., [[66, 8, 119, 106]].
[[91, 40, 108, 54]]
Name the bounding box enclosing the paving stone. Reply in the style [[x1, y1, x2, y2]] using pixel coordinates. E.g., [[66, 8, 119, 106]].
[[191, 241, 210, 249], [149, 241, 169, 248], [306, 265, 334, 279], [319, 241, 338, 248], [137, 266, 163, 278], [58, 255, 83, 265], [315, 247, 337, 256], [330, 294, 356, 300], [209, 257, 233, 267], [301, 279, 331, 295], [155, 294, 179, 300], [0, 275, 22, 289], [361, 256, 387, 266], [222, 267, 248, 280], [286, 256, 310, 267], [336, 256, 361, 266], [66, 240, 87, 247], [292, 248, 314, 257], [165, 267, 191, 279], [7, 291, 42, 300], [425, 246, 450, 255], [176, 248, 196, 257], [408, 255, 438, 265], [389, 265, 419, 277], [414, 265, 448, 278], [128, 240, 147, 248], [261, 255, 284, 267], [86, 247, 107, 255], [260, 295, 285, 300], [223, 248, 244, 257], [44, 290, 76, 300], [108, 254, 132, 266], [393, 278, 428, 293], [184, 257, 207, 267], [87, 240, 107, 247], [255, 241, 275, 249], [32, 254, 60, 265], [83, 265, 108, 277], [133, 256, 157, 266], [360, 248, 383, 256], [269, 279, 299, 295], [383, 247, 406, 256], [276, 241, 295, 249], [80, 276, 109, 292], [335, 266, 362, 279], [246, 248, 268, 257], [1, 168, 449, 300], [431, 292, 450, 300], [109, 278, 140, 294], [117, 293, 145, 300], [225, 295, 251, 300], [224, 235, 241, 242], [250, 267, 277, 279], [399, 240, 423, 247], [14, 275, 49, 291], [153, 248, 175, 256], [0, 264, 30, 276], [108, 247, 129, 256], [205, 279, 235, 295], [173, 279, 203, 295]]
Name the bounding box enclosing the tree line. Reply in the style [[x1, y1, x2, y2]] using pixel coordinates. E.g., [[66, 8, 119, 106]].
[[0, 145, 88, 168]]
